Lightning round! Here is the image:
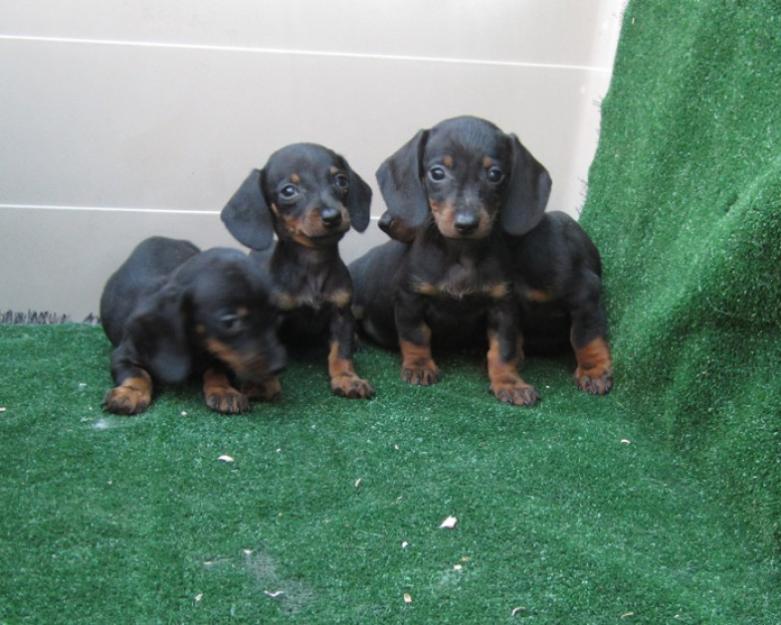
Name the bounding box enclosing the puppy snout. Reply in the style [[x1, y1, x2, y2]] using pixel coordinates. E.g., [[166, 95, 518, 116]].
[[320, 206, 343, 228], [454, 211, 479, 235]]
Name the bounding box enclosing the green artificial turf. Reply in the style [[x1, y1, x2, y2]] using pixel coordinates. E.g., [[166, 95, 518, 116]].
[[579, 0, 781, 556], [0, 326, 779, 624], [2, 2, 781, 623]]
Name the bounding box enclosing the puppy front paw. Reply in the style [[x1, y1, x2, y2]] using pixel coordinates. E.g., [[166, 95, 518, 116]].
[[205, 387, 250, 414], [575, 368, 613, 395], [331, 374, 375, 399], [490, 381, 539, 406], [103, 384, 151, 415], [401, 360, 441, 386]]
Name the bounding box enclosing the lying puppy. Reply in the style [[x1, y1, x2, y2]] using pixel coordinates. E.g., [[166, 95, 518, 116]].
[[220, 143, 374, 399], [350, 116, 551, 405], [100, 237, 286, 415]]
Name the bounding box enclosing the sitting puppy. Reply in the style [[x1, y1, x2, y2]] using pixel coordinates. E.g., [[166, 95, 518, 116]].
[[220, 143, 374, 399], [350, 116, 551, 405], [505, 211, 613, 394], [100, 237, 286, 415]]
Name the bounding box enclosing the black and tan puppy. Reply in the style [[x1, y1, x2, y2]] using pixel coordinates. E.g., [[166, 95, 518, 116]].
[[350, 116, 551, 405], [352, 116, 612, 402], [220, 143, 374, 399], [505, 211, 613, 394], [100, 237, 286, 415]]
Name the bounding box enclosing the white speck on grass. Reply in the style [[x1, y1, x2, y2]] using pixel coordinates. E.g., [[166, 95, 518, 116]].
[[92, 418, 112, 430], [78, 382, 87, 389], [181, 410, 188, 416], [218, 454, 235, 463], [621, 439, 631, 445], [0, 406, 6, 413], [264, 590, 284, 598], [511, 606, 526, 616], [401, 541, 409, 549], [194, 593, 203, 603], [354, 478, 362, 488], [439, 515, 458, 529]]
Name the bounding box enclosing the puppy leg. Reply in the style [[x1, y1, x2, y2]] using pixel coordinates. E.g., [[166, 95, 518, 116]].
[[104, 350, 153, 415], [202, 368, 250, 414], [328, 306, 374, 399], [396, 290, 440, 385], [487, 304, 539, 406], [569, 270, 613, 394]]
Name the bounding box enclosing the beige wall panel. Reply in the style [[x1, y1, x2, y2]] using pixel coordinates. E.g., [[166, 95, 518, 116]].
[[0, 207, 388, 320], [0, 38, 607, 215], [1, 1, 623, 69]]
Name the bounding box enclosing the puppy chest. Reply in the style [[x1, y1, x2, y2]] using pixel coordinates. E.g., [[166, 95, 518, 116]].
[[411, 261, 509, 301]]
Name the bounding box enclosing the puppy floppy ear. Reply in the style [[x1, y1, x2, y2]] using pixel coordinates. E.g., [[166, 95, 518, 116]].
[[220, 169, 275, 251], [346, 167, 372, 232], [376, 129, 430, 234], [126, 286, 191, 384], [501, 135, 552, 236]]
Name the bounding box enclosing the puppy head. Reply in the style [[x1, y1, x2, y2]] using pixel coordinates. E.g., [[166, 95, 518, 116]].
[[376, 116, 552, 241], [221, 143, 372, 250], [181, 249, 287, 383]]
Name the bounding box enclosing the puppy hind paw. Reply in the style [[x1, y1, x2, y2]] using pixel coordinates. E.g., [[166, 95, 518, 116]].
[[575, 367, 613, 395], [205, 387, 250, 414], [242, 377, 282, 402]]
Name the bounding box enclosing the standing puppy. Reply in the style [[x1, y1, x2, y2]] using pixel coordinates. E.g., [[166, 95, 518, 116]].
[[221, 143, 374, 399], [350, 116, 551, 405], [101, 237, 286, 415]]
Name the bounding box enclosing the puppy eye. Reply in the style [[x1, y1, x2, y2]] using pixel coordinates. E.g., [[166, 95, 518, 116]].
[[280, 185, 299, 200], [428, 166, 446, 182], [333, 173, 349, 190], [218, 314, 242, 332], [487, 167, 504, 183]]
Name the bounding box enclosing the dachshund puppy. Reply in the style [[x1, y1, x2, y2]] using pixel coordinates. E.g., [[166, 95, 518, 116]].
[[350, 116, 551, 405], [100, 237, 286, 415], [506, 211, 613, 394], [220, 143, 374, 399]]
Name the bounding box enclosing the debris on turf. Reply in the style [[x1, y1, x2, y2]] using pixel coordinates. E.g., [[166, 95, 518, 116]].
[[620, 612, 635, 619], [453, 564, 463, 571], [401, 541, 409, 549], [0, 407, 6, 413], [218, 455, 235, 463], [264, 590, 284, 599], [439, 515, 458, 529], [354, 478, 362, 488], [194, 593, 203, 603], [621, 439, 632, 445], [511, 606, 526, 616], [403, 593, 412, 604]]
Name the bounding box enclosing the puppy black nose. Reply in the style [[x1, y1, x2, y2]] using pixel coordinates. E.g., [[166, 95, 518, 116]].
[[320, 207, 342, 228], [454, 212, 479, 234]]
